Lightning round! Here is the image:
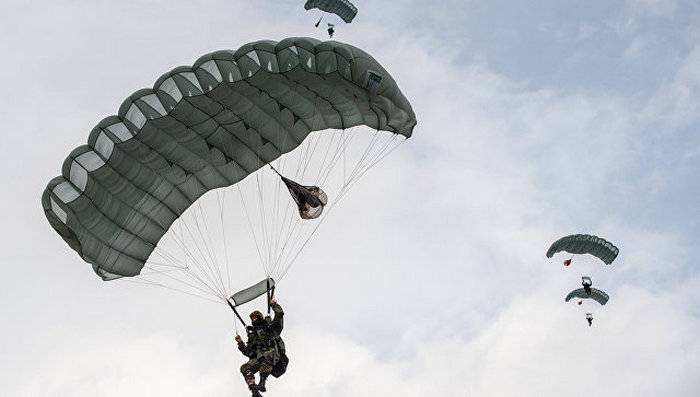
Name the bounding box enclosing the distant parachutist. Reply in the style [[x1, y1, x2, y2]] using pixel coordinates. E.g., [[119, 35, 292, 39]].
[[550, 234, 619, 328], [304, 0, 358, 25], [327, 23, 335, 38], [566, 283, 608, 327], [581, 276, 593, 295]]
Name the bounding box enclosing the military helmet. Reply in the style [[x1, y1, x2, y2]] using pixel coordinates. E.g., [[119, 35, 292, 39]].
[[250, 310, 263, 320]]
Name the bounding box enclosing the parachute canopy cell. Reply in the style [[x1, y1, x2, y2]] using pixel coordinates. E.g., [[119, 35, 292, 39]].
[[546, 234, 619, 265], [41, 37, 416, 281], [304, 0, 358, 23], [565, 287, 610, 305]]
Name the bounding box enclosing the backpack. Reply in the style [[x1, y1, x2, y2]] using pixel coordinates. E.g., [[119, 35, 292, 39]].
[[271, 335, 288, 378]]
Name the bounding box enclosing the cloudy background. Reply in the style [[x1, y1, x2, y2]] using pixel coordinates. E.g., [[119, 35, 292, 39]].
[[2, 0, 699, 396]]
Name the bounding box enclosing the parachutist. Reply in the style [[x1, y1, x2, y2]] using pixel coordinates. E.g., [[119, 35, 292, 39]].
[[551, 235, 617, 328], [581, 276, 593, 295], [237, 301, 287, 395], [327, 23, 335, 38], [305, 0, 357, 24]]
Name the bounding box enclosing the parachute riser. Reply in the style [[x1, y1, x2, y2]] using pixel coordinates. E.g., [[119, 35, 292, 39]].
[[227, 299, 247, 327], [266, 279, 272, 315]]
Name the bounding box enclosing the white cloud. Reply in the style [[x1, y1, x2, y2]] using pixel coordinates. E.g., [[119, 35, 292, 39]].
[[11, 284, 699, 397], [642, 45, 700, 129], [13, 332, 235, 397], [626, 0, 679, 18]]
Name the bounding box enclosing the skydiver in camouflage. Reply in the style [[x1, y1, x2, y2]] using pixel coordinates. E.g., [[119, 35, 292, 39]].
[[235, 298, 286, 396]]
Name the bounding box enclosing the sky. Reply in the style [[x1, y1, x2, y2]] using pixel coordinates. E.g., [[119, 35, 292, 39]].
[[1, 0, 699, 396]]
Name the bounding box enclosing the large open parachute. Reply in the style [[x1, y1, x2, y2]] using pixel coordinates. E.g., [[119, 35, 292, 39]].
[[41, 37, 416, 306], [305, 0, 358, 23], [546, 234, 619, 265]]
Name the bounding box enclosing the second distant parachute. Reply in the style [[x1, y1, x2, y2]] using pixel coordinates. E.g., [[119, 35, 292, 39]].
[[305, 0, 358, 23]]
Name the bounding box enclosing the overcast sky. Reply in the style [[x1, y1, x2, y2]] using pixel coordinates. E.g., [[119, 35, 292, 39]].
[[1, 0, 699, 396]]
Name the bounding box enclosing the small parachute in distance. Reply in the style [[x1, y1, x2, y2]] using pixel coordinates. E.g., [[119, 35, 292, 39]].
[[305, 0, 358, 24], [546, 234, 619, 265], [565, 287, 609, 306]]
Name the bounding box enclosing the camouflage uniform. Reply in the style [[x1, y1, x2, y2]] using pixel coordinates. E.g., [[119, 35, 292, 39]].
[[238, 302, 284, 385]]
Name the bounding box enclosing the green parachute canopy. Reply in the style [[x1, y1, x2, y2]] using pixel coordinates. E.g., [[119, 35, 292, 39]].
[[305, 0, 358, 23], [42, 37, 416, 291], [565, 287, 610, 306], [546, 234, 619, 265]]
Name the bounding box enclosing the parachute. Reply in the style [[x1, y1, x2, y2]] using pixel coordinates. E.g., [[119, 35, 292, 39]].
[[549, 235, 618, 326], [565, 287, 609, 306], [546, 234, 619, 265], [41, 37, 416, 306], [305, 0, 358, 24]]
